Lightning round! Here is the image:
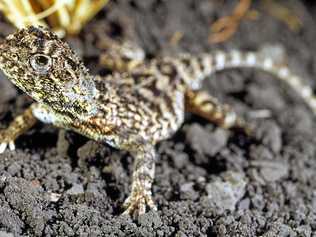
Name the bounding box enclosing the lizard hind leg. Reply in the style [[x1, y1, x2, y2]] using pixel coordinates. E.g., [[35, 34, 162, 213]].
[[99, 36, 145, 73], [185, 90, 251, 134], [122, 143, 157, 217]]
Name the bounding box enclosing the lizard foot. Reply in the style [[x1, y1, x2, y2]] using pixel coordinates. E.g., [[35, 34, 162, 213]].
[[0, 130, 16, 153], [122, 189, 157, 217]]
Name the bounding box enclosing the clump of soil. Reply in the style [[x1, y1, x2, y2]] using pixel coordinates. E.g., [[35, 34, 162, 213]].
[[0, 0, 316, 236]]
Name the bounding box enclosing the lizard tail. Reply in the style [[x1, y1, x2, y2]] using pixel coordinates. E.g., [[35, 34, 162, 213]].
[[179, 49, 316, 114]]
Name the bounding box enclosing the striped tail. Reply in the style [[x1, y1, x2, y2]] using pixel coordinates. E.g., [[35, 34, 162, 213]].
[[176, 50, 316, 114]]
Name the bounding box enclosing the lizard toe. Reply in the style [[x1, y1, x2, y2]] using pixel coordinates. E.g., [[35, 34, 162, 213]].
[[0, 141, 15, 154], [0, 143, 7, 153], [122, 190, 157, 217]]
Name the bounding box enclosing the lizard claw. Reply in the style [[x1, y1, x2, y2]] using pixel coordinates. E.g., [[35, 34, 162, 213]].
[[122, 189, 157, 217], [0, 129, 16, 154], [0, 141, 15, 153]]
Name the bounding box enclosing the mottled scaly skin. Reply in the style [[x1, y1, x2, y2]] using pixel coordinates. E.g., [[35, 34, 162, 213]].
[[0, 26, 315, 217]]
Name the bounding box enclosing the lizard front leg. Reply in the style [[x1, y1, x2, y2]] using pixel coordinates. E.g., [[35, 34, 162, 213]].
[[185, 90, 251, 134], [122, 143, 157, 217], [0, 103, 38, 153]]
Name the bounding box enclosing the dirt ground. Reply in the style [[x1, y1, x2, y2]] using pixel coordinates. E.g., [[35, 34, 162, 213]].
[[0, 0, 316, 236]]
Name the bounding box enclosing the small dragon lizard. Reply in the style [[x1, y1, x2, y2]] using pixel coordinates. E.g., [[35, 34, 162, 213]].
[[0, 26, 315, 217]]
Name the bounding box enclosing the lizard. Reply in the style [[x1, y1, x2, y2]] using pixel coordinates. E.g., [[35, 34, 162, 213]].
[[0, 26, 315, 217]]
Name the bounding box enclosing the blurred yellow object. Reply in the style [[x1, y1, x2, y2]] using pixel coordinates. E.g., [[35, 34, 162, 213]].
[[209, 0, 253, 44], [0, 0, 109, 37], [208, 0, 302, 44], [262, 0, 302, 32]]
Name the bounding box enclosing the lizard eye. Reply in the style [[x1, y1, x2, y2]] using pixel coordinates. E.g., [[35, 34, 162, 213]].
[[30, 54, 52, 74]]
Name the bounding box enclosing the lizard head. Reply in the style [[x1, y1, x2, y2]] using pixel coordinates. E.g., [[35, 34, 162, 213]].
[[0, 26, 98, 119]]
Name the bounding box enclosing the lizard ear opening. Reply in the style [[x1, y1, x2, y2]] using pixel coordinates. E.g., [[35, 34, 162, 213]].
[[30, 54, 52, 74]]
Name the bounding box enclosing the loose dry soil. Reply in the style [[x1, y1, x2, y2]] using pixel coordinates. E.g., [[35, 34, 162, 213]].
[[0, 0, 316, 236]]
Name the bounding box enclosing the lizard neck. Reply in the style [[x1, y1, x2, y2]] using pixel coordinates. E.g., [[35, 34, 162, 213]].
[[71, 75, 100, 120], [47, 75, 101, 121]]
